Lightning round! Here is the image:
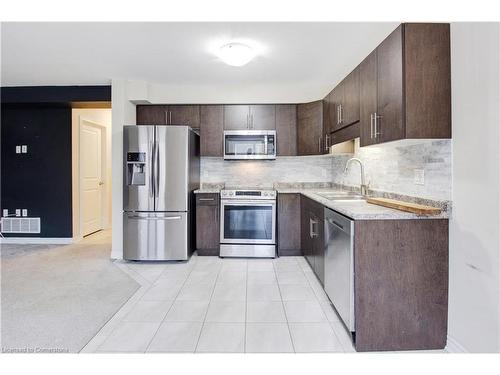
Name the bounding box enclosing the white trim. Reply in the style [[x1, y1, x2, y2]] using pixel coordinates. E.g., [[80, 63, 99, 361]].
[[0, 237, 74, 245], [445, 335, 468, 353]]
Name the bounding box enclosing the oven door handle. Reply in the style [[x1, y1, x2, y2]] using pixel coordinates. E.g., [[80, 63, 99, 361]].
[[220, 200, 276, 206]]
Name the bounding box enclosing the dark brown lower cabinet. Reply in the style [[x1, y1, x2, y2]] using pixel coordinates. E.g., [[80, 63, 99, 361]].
[[195, 193, 220, 256], [300, 195, 325, 285], [354, 219, 449, 351], [277, 193, 301, 256]]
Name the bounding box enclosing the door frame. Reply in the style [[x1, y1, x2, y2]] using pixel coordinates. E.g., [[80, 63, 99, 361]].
[[79, 117, 108, 237]]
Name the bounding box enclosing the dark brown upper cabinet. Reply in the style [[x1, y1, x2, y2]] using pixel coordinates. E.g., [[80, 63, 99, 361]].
[[224, 105, 276, 130], [324, 67, 360, 134], [168, 105, 200, 128], [200, 105, 224, 157], [359, 23, 451, 147], [250, 105, 276, 130], [342, 68, 360, 127], [297, 101, 324, 156], [136, 105, 200, 128], [224, 105, 249, 130], [275, 104, 297, 156], [136, 105, 168, 125]]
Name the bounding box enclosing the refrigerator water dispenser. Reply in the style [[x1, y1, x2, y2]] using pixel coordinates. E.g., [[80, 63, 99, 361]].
[[126, 152, 146, 186]]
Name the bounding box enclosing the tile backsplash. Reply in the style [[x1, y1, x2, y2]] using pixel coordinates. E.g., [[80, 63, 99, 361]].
[[201, 138, 451, 201]]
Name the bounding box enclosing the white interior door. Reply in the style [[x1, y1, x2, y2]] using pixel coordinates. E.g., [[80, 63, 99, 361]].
[[81, 122, 103, 236]]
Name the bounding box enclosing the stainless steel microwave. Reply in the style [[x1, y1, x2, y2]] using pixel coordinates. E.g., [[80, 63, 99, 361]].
[[223, 130, 276, 160]]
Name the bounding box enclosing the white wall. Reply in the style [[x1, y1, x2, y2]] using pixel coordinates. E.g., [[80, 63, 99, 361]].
[[111, 80, 137, 259], [71, 108, 112, 240], [449, 22, 500, 352]]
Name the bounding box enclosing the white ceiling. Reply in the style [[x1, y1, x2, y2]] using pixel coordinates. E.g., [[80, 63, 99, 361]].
[[1, 22, 398, 102]]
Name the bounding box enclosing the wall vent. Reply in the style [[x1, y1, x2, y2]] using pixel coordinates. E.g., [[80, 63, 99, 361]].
[[1, 217, 41, 234]]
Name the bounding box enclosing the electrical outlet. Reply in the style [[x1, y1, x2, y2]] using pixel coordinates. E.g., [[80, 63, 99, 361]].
[[21, 145, 28, 153], [2, 209, 8, 217], [22, 209, 28, 217], [15, 209, 21, 217], [414, 169, 425, 185], [16, 145, 21, 154]]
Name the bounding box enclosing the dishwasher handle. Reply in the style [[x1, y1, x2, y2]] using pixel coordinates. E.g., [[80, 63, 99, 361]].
[[327, 218, 345, 231]]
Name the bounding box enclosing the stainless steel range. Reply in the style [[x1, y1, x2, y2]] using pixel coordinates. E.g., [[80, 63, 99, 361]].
[[219, 189, 277, 258]]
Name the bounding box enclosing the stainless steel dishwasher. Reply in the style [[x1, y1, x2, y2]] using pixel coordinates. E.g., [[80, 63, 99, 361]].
[[324, 208, 355, 335]]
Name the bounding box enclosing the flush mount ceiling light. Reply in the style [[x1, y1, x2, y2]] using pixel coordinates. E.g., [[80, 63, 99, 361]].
[[217, 42, 255, 67]]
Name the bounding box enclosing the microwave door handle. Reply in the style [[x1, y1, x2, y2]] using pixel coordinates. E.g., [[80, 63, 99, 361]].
[[264, 135, 268, 156]]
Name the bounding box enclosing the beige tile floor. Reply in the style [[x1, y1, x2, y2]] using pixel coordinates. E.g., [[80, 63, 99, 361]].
[[83, 253, 449, 354], [83, 254, 356, 353]]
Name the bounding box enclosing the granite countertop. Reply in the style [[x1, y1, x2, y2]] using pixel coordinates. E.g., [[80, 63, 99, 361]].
[[194, 183, 450, 220], [278, 188, 450, 220]]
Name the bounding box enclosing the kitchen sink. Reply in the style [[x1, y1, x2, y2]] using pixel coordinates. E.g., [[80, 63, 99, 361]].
[[316, 191, 365, 201]]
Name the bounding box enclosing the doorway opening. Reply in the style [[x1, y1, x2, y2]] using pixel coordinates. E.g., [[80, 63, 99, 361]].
[[72, 108, 112, 241]]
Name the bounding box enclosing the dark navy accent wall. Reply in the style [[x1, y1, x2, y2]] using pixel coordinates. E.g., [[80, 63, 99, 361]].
[[1, 105, 73, 237]]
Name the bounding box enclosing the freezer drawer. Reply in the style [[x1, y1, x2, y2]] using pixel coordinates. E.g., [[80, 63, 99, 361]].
[[123, 212, 189, 261]]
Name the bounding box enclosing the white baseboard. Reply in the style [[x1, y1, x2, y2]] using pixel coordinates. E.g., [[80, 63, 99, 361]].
[[0, 237, 74, 245], [446, 335, 468, 353]]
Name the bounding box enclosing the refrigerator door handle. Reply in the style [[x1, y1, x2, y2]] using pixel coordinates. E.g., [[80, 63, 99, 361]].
[[155, 141, 160, 199], [128, 215, 182, 220], [149, 140, 155, 198]]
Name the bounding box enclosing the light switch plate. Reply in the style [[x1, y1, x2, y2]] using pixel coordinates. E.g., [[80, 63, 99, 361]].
[[2, 209, 8, 217], [22, 209, 28, 217], [414, 169, 425, 185], [16, 145, 21, 154], [15, 209, 21, 217], [21, 145, 28, 153]]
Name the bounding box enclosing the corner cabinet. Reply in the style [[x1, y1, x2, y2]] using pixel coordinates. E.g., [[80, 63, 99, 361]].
[[359, 23, 451, 146], [275, 104, 297, 156], [195, 193, 220, 256], [297, 101, 324, 156]]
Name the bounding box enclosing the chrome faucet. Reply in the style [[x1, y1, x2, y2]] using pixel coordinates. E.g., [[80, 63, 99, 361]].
[[344, 158, 369, 196]]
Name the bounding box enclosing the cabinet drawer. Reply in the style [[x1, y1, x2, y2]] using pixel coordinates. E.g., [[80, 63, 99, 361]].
[[196, 193, 219, 206]]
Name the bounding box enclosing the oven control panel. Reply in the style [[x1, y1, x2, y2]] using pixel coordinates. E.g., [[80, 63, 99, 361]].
[[220, 189, 277, 200]]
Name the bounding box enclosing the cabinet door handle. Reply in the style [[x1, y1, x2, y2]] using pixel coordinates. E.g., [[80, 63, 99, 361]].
[[318, 136, 322, 153], [325, 133, 330, 151], [370, 113, 374, 139], [169, 111, 172, 125], [310, 218, 318, 238], [199, 198, 215, 201], [374, 112, 382, 138], [337, 105, 340, 125], [165, 111, 168, 125]]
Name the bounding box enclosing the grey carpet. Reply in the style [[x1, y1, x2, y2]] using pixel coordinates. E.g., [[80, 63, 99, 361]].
[[1, 231, 139, 353]]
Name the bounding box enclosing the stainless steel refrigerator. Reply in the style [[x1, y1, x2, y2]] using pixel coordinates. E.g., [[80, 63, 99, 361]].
[[123, 125, 200, 260]]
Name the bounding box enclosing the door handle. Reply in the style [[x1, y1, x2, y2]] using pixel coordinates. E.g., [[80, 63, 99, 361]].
[[318, 136, 322, 153], [149, 141, 155, 198], [128, 215, 182, 220], [155, 141, 160, 197], [370, 113, 374, 139], [198, 198, 215, 202], [327, 218, 344, 230], [99, 181, 104, 186], [169, 111, 172, 125], [374, 112, 382, 138], [324, 134, 330, 151], [309, 218, 318, 238], [340, 104, 343, 124]]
